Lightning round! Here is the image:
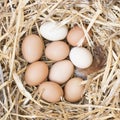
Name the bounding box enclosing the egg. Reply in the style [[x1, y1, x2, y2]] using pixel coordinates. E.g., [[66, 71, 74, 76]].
[[64, 77, 85, 102], [40, 21, 68, 41], [49, 60, 74, 84], [45, 41, 70, 61], [67, 26, 87, 46], [25, 61, 48, 86], [22, 34, 44, 63], [69, 47, 93, 68], [38, 81, 63, 103]]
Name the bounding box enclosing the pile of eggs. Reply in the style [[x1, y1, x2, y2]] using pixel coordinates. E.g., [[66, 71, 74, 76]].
[[22, 21, 93, 103]]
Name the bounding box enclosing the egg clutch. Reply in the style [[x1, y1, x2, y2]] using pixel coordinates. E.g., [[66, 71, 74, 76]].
[[21, 21, 93, 103]]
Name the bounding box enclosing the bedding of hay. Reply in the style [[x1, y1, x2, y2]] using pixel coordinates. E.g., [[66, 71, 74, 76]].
[[0, 0, 120, 120]]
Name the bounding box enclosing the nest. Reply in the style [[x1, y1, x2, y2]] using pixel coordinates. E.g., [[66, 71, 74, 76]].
[[0, 0, 120, 119]]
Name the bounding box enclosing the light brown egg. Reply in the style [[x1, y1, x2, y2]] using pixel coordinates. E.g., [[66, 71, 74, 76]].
[[67, 26, 87, 46], [64, 77, 85, 102], [25, 61, 48, 86], [45, 41, 70, 61], [38, 81, 63, 103], [22, 34, 44, 63], [49, 60, 74, 84]]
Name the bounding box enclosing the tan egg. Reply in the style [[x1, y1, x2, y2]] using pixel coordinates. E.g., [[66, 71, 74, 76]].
[[25, 61, 48, 86], [22, 34, 44, 63], [38, 81, 63, 103], [67, 26, 87, 46], [45, 41, 70, 61], [64, 77, 85, 102], [49, 60, 74, 84]]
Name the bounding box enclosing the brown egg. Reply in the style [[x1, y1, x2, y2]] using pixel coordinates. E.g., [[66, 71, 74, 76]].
[[25, 61, 48, 86], [64, 77, 85, 102], [49, 60, 74, 84], [67, 26, 87, 46], [45, 41, 70, 61], [38, 81, 63, 103], [22, 34, 44, 63]]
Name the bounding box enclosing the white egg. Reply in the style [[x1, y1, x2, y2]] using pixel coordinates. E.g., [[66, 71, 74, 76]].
[[40, 21, 68, 41], [69, 47, 93, 68]]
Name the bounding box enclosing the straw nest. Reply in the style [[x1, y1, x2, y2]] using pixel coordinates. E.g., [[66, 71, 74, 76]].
[[0, 0, 120, 120]]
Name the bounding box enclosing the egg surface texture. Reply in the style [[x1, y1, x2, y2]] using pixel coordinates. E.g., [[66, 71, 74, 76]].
[[67, 26, 86, 46], [38, 81, 63, 103], [22, 34, 44, 63], [25, 61, 48, 86], [69, 47, 93, 68], [49, 60, 74, 84], [40, 22, 68, 41], [64, 77, 85, 102], [45, 41, 70, 61]]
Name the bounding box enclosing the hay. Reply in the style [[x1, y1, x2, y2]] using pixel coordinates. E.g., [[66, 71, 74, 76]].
[[0, 0, 120, 119]]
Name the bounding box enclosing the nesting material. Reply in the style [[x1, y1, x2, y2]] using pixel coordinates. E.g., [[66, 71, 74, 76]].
[[0, 0, 120, 120]]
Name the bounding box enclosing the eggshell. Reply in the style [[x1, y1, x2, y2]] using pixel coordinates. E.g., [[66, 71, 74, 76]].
[[67, 26, 87, 46], [22, 34, 44, 63], [45, 41, 70, 61], [25, 61, 48, 86], [64, 77, 85, 102], [69, 47, 93, 68], [40, 22, 68, 41], [49, 60, 74, 84], [38, 81, 63, 103]]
